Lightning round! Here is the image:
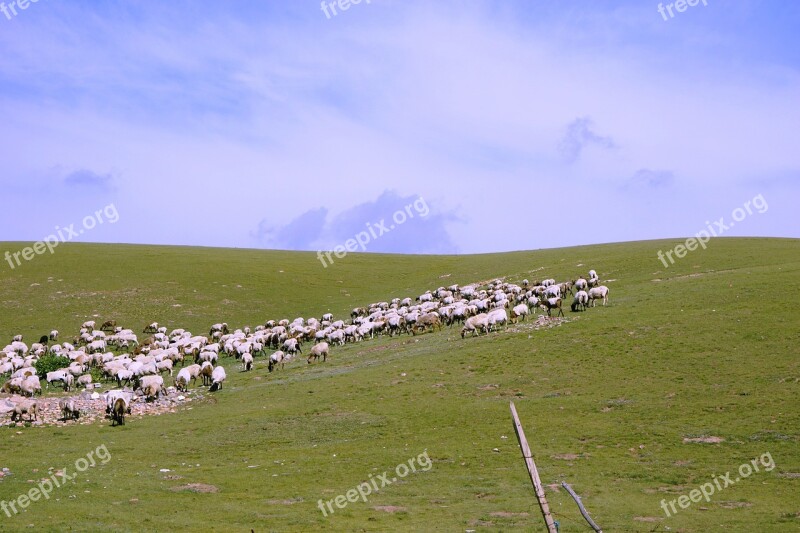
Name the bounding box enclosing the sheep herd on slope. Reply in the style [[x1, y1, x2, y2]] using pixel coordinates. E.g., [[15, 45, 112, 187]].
[[0, 269, 610, 426]]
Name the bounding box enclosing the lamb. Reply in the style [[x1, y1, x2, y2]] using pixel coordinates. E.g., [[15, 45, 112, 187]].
[[461, 313, 489, 338], [571, 290, 589, 312], [307, 342, 329, 364], [587, 285, 609, 307], [511, 303, 530, 323], [241, 353, 253, 371], [59, 398, 80, 420], [10, 399, 38, 422], [209, 366, 226, 392]]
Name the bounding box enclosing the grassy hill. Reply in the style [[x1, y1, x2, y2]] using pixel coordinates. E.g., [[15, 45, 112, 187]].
[[0, 237, 798, 531]]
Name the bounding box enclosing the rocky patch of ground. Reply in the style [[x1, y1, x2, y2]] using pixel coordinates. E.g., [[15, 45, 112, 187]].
[[0, 386, 205, 428]]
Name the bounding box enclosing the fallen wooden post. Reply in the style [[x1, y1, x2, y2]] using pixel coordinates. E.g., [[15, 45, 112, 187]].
[[561, 481, 603, 533], [510, 401, 558, 533]]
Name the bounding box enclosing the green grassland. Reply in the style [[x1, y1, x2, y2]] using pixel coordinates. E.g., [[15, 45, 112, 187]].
[[0, 237, 798, 532]]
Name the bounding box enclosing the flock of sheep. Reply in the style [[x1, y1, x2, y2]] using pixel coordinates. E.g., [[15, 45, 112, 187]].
[[0, 269, 609, 426]]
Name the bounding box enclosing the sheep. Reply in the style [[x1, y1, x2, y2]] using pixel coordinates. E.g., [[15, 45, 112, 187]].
[[322, 313, 333, 322], [46, 370, 73, 391], [461, 313, 489, 338], [81, 320, 96, 330], [20, 375, 41, 397], [571, 290, 589, 312], [1, 377, 23, 394], [511, 303, 529, 323], [59, 398, 80, 420], [77, 374, 93, 388], [587, 285, 609, 307], [143, 322, 159, 333], [100, 320, 117, 331], [487, 308, 509, 331], [574, 278, 588, 292], [156, 359, 173, 376], [268, 351, 286, 372], [200, 361, 214, 386], [539, 297, 564, 317], [242, 353, 253, 371], [10, 399, 38, 422], [174, 368, 192, 391], [307, 342, 329, 364], [12, 334, 22, 342], [140, 375, 165, 401], [209, 366, 226, 392], [282, 338, 302, 355], [111, 397, 126, 426], [413, 312, 442, 335]]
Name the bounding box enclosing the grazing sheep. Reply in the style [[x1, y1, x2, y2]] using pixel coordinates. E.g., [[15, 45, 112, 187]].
[[511, 304, 529, 323], [587, 285, 609, 307], [140, 375, 165, 401], [574, 278, 588, 292], [200, 361, 214, 386], [59, 398, 80, 420], [241, 353, 253, 371], [174, 368, 191, 392], [10, 399, 38, 422], [100, 320, 117, 331], [487, 308, 509, 331], [571, 290, 589, 312], [111, 397, 126, 426], [77, 374, 93, 388], [413, 312, 442, 335], [539, 297, 564, 317], [209, 366, 226, 392], [307, 342, 329, 364], [156, 359, 174, 376], [461, 313, 489, 338], [20, 375, 41, 397], [268, 351, 286, 372], [46, 370, 73, 391], [282, 338, 302, 355]]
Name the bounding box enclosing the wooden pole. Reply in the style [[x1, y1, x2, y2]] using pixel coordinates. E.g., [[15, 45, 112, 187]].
[[510, 401, 558, 533], [561, 481, 603, 533]]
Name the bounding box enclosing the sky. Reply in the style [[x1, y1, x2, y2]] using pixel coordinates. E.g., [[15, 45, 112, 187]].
[[0, 0, 798, 255]]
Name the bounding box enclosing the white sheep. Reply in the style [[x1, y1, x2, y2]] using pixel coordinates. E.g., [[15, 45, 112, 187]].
[[587, 285, 609, 307], [59, 398, 80, 420], [511, 304, 529, 323], [461, 313, 489, 338], [307, 342, 329, 364], [209, 366, 226, 391], [571, 290, 589, 312], [242, 353, 253, 371]]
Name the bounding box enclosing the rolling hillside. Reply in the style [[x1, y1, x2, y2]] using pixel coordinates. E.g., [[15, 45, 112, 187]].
[[0, 238, 798, 531]]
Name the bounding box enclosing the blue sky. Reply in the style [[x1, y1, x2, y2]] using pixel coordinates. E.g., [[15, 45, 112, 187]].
[[1, 0, 797, 254]]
